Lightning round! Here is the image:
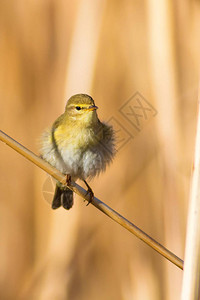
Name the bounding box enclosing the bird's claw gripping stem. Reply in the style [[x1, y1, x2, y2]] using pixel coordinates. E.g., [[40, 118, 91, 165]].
[[66, 174, 71, 186], [84, 180, 94, 206]]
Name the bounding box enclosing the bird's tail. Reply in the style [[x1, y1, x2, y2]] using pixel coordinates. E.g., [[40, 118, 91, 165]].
[[52, 183, 73, 210]]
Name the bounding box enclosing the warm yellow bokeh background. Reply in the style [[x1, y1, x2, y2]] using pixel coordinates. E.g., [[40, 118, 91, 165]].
[[0, 1, 200, 299]]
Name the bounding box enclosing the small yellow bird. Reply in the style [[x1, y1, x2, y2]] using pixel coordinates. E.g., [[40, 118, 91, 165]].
[[40, 94, 115, 210]]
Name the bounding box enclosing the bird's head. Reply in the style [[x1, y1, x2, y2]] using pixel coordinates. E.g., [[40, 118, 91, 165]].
[[65, 94, 99, 125]]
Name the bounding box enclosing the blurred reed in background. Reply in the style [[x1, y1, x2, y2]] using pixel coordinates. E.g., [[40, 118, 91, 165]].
[[0, 0, 200, 299]]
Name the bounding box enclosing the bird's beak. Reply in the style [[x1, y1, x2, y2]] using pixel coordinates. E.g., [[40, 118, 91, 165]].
[[87, 105, 98, 111]]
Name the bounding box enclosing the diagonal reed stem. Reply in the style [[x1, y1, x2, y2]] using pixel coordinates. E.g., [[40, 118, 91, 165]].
[[0, 129, 183, 269]]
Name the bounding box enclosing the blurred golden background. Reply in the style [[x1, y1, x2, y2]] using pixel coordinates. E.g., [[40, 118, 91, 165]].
[[0, 0, 200, 299]]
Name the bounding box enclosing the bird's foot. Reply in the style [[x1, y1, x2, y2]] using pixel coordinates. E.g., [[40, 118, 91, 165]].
[[66, 174, 71, 186], [84, 180, 94, 206]]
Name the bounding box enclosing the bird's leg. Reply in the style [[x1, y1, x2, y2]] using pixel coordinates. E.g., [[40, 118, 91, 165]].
[[66, 174, 71, 186], [60, 174, 74, 210], [83, 180, 94, 205]]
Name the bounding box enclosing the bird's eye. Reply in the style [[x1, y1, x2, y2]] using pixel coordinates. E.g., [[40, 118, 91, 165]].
[[75, 106, 81, 111]]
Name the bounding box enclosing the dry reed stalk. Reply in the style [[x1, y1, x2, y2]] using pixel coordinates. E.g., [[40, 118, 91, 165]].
[[64, 0, 106, 98], [181, 86, 200, 300], [147, 0, 183, 298], [0, 129, 184, 270]]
